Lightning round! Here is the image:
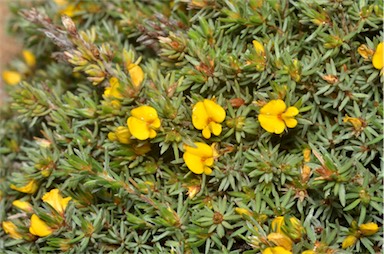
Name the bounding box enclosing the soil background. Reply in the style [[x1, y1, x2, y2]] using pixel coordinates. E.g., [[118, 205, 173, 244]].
[[0, 0, 22, 105]]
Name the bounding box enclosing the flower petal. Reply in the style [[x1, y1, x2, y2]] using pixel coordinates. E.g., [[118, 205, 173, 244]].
[[183, 152, 204, 174], [131, 106, 159, 122], [29, 214, 53, 237], [192, 101, 209, 130], [12, 200, 33, 213], [128, 64, 144, 88], [2, 221, 23, 239], [282, 106, 299, 117], [260, 99, 286, 115], [203, 166, 212, 175], [184, 142, 213, 157], [283, 118, 298, 128], [42, 189, 72, 214], [10, 180, 38, 194], [149, 129, 157, 139], [202, 126, 212, 139], [203, 99, 226, 123], [127, 117, 150, 140], [258, 114, 285, 134], [373, 42, 383, 70], [209, 122, 222, 136], [151, 118, 161, 129]]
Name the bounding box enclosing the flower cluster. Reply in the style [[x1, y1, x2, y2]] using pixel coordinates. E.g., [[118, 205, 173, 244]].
[[342, 222, 380, 249], [2, 189, 71, 239]]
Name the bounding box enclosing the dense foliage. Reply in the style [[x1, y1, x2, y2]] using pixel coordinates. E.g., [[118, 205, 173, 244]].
[[0, 0, 383, 253]]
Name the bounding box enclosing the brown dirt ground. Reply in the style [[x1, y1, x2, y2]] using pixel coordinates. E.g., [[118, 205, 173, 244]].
[[0, 0, 22, 105]]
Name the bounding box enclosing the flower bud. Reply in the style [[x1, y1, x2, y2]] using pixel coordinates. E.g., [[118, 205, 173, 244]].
[[267, 232, 293, 250], [342, 235, 358, 249], [2, 70, 22, 85], [235, 207, 253, 217], [2, 221, 23, 239], [12, 200, 33, 213], [359, 222, 379, 236]]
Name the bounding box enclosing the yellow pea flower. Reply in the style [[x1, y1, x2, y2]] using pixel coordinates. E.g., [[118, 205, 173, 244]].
[[372, 42, 383, 70], [267, 232, 293, 251], [127, 63, 144, 88], [12, 200, 33, 213], [29, 214, 53, 237], [127, 105, 161, 140], [359, 222, 379, 236], [302, 251, 315, 254], [271, 216, 284, 233], [258, 99, 299, 134], [2, 221, 23, 239], [183, 142, 214, 175], [262, 246, 292, 254], [10, 179, 38, 194], [342, 235, 358, 249], [2, 70, 22, 85], [104, 77, 123, 99], [22, 50, 36, 68], [108, 126, 132, 144], [192, 99, 226, 139], [42, 189, 72, 215]]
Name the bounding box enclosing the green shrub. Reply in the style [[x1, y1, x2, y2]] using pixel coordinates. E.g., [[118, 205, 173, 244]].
[[0, 0, 382, 253]]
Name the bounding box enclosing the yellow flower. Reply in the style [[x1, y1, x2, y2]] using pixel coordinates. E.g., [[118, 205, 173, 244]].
[[2, 221, 23, 239], [127, 105, 161, 140], [12, 200, 33, 213], [302, 251, 315, 254], [343, 115, 363, 131], [192, 99, 226, 139], [2, 70, 22, 85], [54, 0, 79, 17], [359, 222, 379, 236], [104, 77, 123, 99], [357, 44, 374, 59], [127, 63, 144, 88], [262, 246, 292, 254], [10, 179, 38, 194], [372, 42, 383, 70], [108, 126, 132, 144], [183, 142, 214, 175], [267, 232, 293, 250], [342, 235, 358, 249], [258, 99, 299, 134], [22, 50, 36, 68], [29, 214, 53, 237], [42, 189, 72, 214]]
